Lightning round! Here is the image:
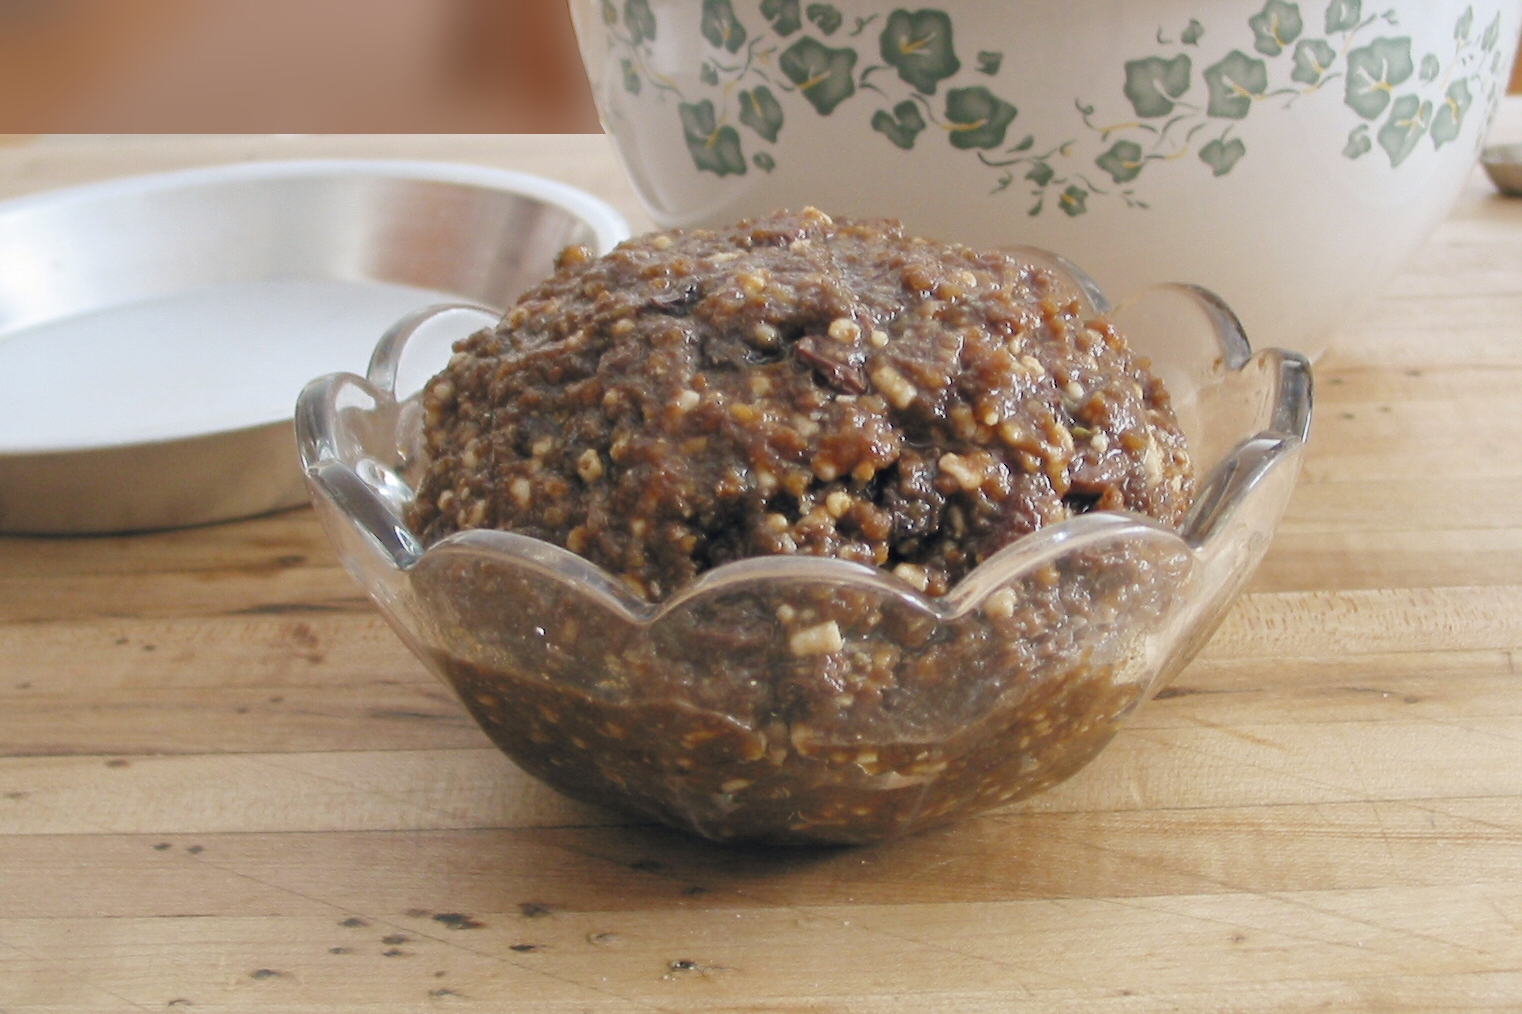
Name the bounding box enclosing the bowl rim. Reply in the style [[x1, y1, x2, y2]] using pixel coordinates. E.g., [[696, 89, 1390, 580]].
[[0, 158, 631, 257], [296, 259, 1312, 626]]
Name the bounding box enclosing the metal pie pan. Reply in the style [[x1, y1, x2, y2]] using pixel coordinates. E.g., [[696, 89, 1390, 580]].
[[0, 159, 629, 535]]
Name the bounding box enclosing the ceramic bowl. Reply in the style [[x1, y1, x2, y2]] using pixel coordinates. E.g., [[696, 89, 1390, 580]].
[[571, 0, 1521, 359], [297, 257, 1311, 845]]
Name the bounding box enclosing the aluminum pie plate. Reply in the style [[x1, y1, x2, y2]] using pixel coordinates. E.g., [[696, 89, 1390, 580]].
[[0, 160, 629, 535]]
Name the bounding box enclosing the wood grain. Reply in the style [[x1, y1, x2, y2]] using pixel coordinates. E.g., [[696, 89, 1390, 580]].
[[4, 130, 1522, 1013]]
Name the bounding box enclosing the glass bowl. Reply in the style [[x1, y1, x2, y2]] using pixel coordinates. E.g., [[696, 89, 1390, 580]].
[[295, 255, 1311, 846]]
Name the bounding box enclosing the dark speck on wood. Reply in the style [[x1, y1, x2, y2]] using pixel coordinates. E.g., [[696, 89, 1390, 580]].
[[1152, 684, 1243, 700], [249, 969, 283, 980], [381, 934, 409, 945], [231, 601, 358, 616], [518, 903, 554, 919], [367, 708, 448, 722], [339, 916, 369, 928], [664, 957, 727, 978], [509, 943, 542, 952], [433, 913, 486, 929]]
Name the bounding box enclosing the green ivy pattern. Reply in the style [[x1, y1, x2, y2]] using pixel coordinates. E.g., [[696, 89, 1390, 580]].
[[596, 2, 1510, 215]]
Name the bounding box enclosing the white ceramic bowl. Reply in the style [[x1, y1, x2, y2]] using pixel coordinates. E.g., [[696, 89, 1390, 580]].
[[572, 0, 1521, 358]]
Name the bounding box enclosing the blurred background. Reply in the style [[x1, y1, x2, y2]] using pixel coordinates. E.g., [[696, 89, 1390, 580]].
[[0, 0, 599, 133], [0, 0, 1518, 135]]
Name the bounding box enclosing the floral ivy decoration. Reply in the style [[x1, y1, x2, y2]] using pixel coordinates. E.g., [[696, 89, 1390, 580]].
[[598, 1, 1511, 216]]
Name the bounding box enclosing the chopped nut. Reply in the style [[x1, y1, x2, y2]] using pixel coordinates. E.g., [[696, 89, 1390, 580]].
[[789, 620, 844, 656], [532, 437, 554, 458], [611, 318, 637, 336], [509, 477, 532, 508], [812, 456, 840, 482], [674, 389, 701, 413], [938, 453, 984, 492], [828, 318, 861, 343], [1143, 437, 1165, 485], [1091, 432, 1110, 453], [825, 491, 852, 518], [577, 449, 605, 483], [871, 364, 917, 409], [950, 404, 978, 441], [893, 563, 929, 592], [651, 234, 673, 250], [1053, 423, 1076, 457], [870, 329, 890, 348], [752, 322, 780, 347], [984, 587, 1017, 619]]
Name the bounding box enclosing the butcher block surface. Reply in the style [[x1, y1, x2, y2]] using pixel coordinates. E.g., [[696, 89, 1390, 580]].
[[3, 124, 1522, 1012]]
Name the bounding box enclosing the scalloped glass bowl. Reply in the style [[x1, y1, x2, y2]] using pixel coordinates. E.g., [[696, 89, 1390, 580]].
[[296, 257, 1311, 845]]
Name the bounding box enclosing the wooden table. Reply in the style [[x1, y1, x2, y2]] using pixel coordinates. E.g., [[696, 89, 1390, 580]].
[[3, 123, 1522, 1012]]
